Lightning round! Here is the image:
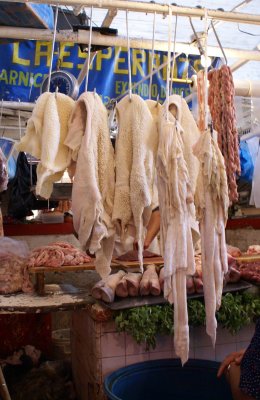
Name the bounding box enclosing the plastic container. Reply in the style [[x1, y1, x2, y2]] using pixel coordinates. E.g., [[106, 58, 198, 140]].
[[52, 329, 71, 360], [41, 212, 64, 224], [104, 359, 232, 400]]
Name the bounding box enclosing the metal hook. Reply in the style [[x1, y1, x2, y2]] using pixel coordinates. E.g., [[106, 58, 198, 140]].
[[126, 9, 132, 102], [210, 21, 227, 65], [0, 99, 3, 128], [85, 5, 93, 92], [18, 99, 22, 140], [149, 11, 156, 100]]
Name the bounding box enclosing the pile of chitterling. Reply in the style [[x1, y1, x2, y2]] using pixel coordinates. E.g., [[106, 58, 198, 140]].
[[27, 241, 91, 268], [0, 237, 33, 294]]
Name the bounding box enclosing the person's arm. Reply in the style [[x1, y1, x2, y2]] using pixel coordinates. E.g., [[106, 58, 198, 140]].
[[217, 349, 246, 378], [144, 209, 160, 249], [133, 209, 160, 251]]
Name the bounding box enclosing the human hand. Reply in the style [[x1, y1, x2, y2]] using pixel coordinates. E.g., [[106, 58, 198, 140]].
[[217, 349, 245, 378]]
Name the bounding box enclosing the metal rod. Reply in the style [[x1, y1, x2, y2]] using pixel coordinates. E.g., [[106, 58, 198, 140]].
[[209, 0, 253, 32], [0, 125, 26, 130], [85, 5, 93, 92], [170, 14, 178, 96], [204, 9, 209, 130], [166, 5, 172, 117], [46, 5, 59, 92], [2, 0, 260, 25], [126, 9, 132, 100], [211, 21, 228, 65], [1, 27, 260, 61], [149, 12, 156, 100]]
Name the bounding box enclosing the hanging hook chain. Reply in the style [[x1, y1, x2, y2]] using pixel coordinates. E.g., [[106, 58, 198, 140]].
[[126, 9, 132, 101], [85, 6, 93, 92], [47, 4, 59, 93], [210, 21, 227, 65], [170, 14, 178, 96], [166, 4, 172, 121], [149, 11, 156, 100]]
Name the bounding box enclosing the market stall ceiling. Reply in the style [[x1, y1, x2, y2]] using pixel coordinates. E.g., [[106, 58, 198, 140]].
[[79, 0, 260, 79]]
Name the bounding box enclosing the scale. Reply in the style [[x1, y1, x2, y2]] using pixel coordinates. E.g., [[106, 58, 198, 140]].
[[41, 70, 79, 100]]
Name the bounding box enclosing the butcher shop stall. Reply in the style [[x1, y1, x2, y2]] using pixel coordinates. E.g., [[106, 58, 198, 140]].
[[0, 1, 259, 399]]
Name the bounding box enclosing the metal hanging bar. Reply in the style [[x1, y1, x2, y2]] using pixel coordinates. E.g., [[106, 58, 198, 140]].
[[1, 27, 260, 61], [2, 0, 260, 26]]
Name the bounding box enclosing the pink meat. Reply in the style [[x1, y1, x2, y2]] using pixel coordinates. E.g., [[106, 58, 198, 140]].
[[115, 276, 128, 298], [197, 70, 206, 132], [246, 245, 260, 255], [193, 277, 204, 294], [208, 66, 240, 203], [226, 244, 242, 258], [125, 273, 142, 297], [140, 265, 161, 296], [116, 249, 160, 262], [0, 254, 33, 294], [224, 266, 241, 283], [186, 276, 195, 295], [27, 242, 91, 268], [91, 270, 126, 303]]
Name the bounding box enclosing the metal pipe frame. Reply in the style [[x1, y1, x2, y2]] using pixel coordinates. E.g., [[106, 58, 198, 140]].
[[1, 0, 260, 25], [1, 27, 260, 61]]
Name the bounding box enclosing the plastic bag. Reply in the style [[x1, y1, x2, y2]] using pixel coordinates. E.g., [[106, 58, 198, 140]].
[[0, 147, 8, 192], [0, 237, 33, 294], [0, 236, 29, 258], [239, 141, 254, 182]]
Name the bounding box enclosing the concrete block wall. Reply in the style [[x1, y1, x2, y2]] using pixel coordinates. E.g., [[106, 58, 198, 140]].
[[226, 228, 260, 251], [71, 309, 255, 400]]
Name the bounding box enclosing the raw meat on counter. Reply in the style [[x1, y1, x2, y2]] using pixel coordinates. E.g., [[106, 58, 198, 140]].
[[91, 270, 126, 303], [247, 245, 260, 255], [139, 265, 161, 296], [0, 237, 33, 294], [238, 263, 260, 285], [115, 249, 160, 262], [226, 244, 242, 258], [27, 241, 91, 268], [115, 272, 143, 298]]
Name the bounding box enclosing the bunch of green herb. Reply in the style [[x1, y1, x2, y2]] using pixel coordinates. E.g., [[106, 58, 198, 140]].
[[114, 292, 260, 349]]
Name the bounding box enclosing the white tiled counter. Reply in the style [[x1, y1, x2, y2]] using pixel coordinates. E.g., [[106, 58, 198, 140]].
[[71, 305, 255, 400]]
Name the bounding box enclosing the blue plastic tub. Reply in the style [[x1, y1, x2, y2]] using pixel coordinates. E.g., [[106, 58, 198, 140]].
[[104, 359, 232, 400]]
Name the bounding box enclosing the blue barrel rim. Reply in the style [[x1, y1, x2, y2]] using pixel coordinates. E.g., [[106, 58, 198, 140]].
[[104, 358, 222, 400]]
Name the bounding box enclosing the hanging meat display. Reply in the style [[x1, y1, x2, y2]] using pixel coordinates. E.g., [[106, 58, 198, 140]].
[[64, 92, 115, 278], [208, 65, 241, 203], [193, 128, 229, 345], [156, 94, 200, 365]]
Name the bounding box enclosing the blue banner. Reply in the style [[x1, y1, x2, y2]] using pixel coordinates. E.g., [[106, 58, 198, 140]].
[[0, 40, 218, 104]]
